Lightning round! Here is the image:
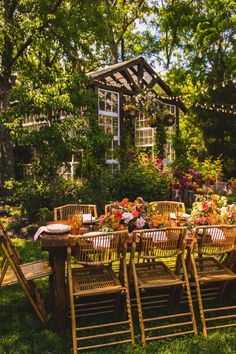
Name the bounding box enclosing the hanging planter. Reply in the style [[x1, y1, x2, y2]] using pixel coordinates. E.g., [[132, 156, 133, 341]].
[[147, 115, 158, 128], [163, 113, 176, 126], [123, 104, 139, 119]]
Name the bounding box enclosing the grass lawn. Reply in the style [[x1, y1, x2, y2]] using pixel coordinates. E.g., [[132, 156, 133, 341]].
[[1, 239, 236, 354]]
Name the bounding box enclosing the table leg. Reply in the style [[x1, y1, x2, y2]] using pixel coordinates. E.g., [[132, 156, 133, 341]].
[[51, 249, 67, 332]]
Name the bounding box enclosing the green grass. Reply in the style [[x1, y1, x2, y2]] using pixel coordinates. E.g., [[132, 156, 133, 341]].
[[1, 239, 236, 353]]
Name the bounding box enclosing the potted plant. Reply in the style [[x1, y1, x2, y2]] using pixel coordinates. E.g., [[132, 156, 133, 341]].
[[163, 113, 175, 127], [123, 104, 139, 118]]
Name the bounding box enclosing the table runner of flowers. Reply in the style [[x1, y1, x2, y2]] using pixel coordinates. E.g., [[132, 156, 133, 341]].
[[187, 194, 236, 227], [99, 197, 166, 232], [99, 195, 236, 233]]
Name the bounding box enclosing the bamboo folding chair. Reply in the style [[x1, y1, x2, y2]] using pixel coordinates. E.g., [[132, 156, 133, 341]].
[[149, 201, 186, 221], [130, 227, 197, 346], [54, 204, 98, 221], [189, 225, 236, 337], [104, 203, 113, 214], [67, 230, 135, 353], [0, 223, 52, 324]]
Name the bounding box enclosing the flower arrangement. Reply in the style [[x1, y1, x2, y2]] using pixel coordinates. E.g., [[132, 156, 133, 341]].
[[99, 197, 153, 232], [188, 194, 236, 226]]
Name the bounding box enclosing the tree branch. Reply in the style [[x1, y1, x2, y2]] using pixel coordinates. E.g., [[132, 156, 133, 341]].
[[115, 0, 145, 46], [12, 0, 63, 65]]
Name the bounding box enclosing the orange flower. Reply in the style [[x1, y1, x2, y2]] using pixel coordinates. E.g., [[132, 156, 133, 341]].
[[206, 213, 218, 224], [211, 194, 219, 202], [202, 201, 210, 212]]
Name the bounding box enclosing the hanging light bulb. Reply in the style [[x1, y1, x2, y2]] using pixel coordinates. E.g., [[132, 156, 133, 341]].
[[222, 82, 225, 87], [213, 85, 216, 90], [198, 52, 203, 58]]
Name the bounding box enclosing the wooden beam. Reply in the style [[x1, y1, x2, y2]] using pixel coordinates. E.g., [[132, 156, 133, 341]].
[[91, 57, 143, 81], [147, 77, 157, 89], [95, 82, 133, 96], [137, 60, 144, 89], [120, 68, 139, 93], [128, 65, 151, 89]]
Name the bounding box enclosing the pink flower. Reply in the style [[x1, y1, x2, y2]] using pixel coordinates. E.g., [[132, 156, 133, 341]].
[[132, 209, 139, 218]]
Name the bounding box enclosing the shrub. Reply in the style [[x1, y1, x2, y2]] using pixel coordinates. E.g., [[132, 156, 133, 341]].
[[113, 162, 172, 202], [4, 179, 87, 219], [3, 163, 172, 219]]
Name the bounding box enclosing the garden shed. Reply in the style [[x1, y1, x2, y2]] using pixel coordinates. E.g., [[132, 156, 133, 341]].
[[88, 56, 186, 173], [21, 57, 186, 179]]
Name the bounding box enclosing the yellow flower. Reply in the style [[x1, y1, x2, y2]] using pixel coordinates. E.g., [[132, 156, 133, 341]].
[[211, 194, 219, 202], [220, 210, 229, 222]]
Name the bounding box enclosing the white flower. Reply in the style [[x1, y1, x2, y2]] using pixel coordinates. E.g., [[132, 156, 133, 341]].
[[136, 217, 146, 229], [122, 212, 133, 224]]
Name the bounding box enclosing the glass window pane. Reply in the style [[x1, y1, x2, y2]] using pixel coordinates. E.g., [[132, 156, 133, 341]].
[[113, 117, 118, 136], [105, 92, 112, 112], [98, 90, 105, 111], [111, 93, 118, 112]]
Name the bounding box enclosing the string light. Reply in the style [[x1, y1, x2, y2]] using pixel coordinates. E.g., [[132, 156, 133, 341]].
[[94, 74, 236, 117], [191, 102, 236, 115], [197, 28, 236, 58]]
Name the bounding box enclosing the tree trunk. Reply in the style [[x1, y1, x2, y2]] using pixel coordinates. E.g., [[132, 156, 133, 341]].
[[0, 92, 15, 183]]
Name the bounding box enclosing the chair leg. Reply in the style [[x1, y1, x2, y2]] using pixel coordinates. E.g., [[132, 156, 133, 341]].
[[181, 254, 198, 335], [123, 260, 135, 345], [0, 256, 9, 286], [131, 261, 146, 346], [68, 267, 77, 354], [190, 253, 207, 337]]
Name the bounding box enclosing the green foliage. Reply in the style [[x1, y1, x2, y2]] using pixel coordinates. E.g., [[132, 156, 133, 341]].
[[6, 220, 23, 234], [193, 156, 223, 182], [113, 162, 171, 202], [4, 179, 86, 219], [36, 207, 52, 222], [155, 117, 167, 158], [173, 133, 191, 172]]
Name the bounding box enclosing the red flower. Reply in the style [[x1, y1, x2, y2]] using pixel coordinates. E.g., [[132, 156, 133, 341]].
[[115, 211, 123, 221]]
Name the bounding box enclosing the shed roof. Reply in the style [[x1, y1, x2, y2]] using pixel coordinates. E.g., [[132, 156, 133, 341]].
[[88, 57, 186, 113]]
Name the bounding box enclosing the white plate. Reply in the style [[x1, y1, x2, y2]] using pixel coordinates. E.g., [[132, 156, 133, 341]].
[[46, 224, 71, 234]]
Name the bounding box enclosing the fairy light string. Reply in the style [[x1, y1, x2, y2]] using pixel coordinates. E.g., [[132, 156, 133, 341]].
[[95, 72, 236, 116], [197, 28, 236, 59]]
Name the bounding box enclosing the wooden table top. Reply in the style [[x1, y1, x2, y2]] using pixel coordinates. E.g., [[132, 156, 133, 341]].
[[40, 226, 194, 250], [40, 223, 94, 248]]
